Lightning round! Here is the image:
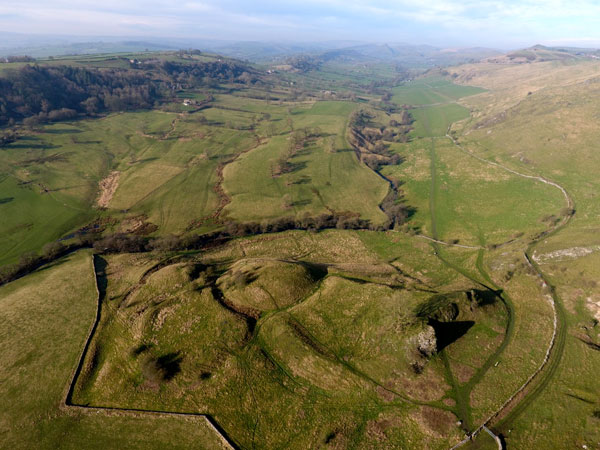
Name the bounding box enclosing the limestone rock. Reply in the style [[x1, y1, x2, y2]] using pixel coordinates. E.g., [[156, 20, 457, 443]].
[[416, 325, 437, 357]]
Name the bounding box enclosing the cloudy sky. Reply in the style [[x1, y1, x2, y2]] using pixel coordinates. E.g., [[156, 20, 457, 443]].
[[2, 0, 600, 48]]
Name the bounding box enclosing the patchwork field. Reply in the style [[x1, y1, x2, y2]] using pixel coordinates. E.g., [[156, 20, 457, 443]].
[[0, 96, 388, 265], [222, 101, 389, 224]]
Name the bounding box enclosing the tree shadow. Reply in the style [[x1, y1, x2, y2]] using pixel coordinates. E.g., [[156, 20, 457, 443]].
[[73, 140, 102, 144], [468, 288, 500, 307], [9, 142, 59, 150], [132, 342, 154, 356], [287, 161, 307, 173], [155, 352, 183, 381], [292, 199, 311, 207], [294, 147, 313, 156], [35, 255, 74, 273], [129, 157, 159, 165], [291, 175, 311, 185], [16, 135, 41, 142]]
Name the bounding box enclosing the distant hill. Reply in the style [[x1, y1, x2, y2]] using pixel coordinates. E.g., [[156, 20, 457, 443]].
[[208, 41, 502, 67], [0, 32, 178, 58], [318, 44, 502, 67], [0, 34, 501, 68], [486, 44, 600, 64]]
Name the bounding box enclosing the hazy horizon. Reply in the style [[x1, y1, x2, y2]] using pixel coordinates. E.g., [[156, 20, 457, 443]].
[[2, 1, 600, 50]]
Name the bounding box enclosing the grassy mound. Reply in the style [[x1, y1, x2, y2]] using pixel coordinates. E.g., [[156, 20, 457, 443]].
[[217, 258, 326, 313]]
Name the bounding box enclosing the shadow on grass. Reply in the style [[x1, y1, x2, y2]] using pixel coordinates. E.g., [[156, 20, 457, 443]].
[[429, 319, 474, 351], [94, 256, 108, 301], [292, 199, 311, 207], [44, 128, 83, 134], [155, 352, 183, 381], [9, 142, 59, 150], [35, 255, 74, 273]]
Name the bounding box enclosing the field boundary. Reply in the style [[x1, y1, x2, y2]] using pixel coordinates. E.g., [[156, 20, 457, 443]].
[[61, 253, 238, 450], [445, 130, 573, 448], [416, 234, 483, 249]]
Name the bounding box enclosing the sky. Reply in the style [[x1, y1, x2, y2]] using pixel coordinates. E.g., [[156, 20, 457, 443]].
[[2, 0, 600, 49]]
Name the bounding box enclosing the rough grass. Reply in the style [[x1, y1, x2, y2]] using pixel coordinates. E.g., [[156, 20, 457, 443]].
[[445, 58, 600, 446], [0, 250, 225, 449], [70, 230, 482, 448], [217, 258, 325, 311]]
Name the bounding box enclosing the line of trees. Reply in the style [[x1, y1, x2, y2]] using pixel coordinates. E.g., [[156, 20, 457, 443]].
[[272, 127, 321, 176], [347, 109, 416, 226], [0, 208, 416, 286], [0, 238, 95, 286], [1, 55, 35, 63]]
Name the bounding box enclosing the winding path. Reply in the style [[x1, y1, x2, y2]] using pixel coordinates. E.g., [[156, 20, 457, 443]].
[[445, 131, 573, 447]]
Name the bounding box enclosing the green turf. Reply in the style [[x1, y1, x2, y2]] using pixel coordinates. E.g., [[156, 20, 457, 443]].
[[392, 76, 485, 106], [410, 104, 472, 138]]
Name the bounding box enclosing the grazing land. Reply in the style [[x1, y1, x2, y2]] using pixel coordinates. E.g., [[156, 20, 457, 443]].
[[1, 49, 600, 448]]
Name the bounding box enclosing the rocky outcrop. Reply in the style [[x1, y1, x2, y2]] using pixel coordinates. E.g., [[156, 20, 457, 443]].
[[416, 325, 437, 357], [430, 302, 459, 322]]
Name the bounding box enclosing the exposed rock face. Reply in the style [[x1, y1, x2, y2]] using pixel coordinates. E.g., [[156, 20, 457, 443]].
[[96, 171, 120, 208], [416, 325, 437, 357]]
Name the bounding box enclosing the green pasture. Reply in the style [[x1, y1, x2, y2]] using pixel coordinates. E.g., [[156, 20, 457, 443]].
[[223, 101, 389, 225], [393, 76, 484, 106]]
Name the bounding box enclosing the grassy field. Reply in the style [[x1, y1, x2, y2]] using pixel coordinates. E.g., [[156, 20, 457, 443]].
[[223, 101, 389, 224], [392, 76, 485, 106], [383, 122, 564, 248], [0, 250, 227, 449], [0, 51, 226, 74], [410, 104, 471, 138], [385, 68, 597, 443], [0, 94, 391, 265]]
